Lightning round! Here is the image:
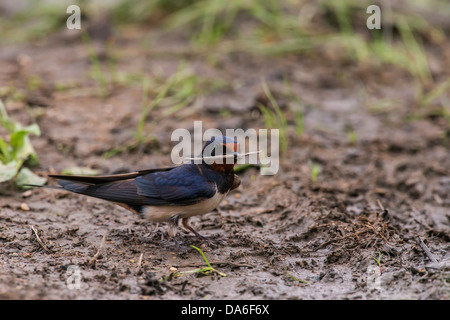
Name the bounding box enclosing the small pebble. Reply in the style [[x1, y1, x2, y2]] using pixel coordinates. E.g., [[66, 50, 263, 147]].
[[20, 203, 30, 211], [169, 267, 178, 273], [22, 190, 33, 198]]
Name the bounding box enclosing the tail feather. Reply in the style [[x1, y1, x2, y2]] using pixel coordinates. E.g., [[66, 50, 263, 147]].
[[57, 180, 91, 193], [23, 184, 63, 190], [47, 167, 175, 185], [51, 178, 156, 206], [26, 166, 179, 207]]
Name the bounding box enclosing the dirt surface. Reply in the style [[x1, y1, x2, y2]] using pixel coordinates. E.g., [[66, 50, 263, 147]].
[[1, 3, 450, 300]]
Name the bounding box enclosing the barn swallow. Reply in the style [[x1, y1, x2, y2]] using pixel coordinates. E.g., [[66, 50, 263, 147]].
[[31, 136, 241, 244]]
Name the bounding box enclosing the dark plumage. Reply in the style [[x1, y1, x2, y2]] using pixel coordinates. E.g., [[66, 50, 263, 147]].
[[33, 136, 241, 242]]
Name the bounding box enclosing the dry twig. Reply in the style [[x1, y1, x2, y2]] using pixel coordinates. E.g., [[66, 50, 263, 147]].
[[137, 253, 144, 271], [417, 236, 438, 263], [89, 230, 108, 267], [31, 225, 52, 254]]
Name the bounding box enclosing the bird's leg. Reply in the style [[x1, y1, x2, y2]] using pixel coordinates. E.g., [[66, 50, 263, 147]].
[[167, 215, 194, 251], [168, 215, 180, 246], [181, 217, 208, 241]]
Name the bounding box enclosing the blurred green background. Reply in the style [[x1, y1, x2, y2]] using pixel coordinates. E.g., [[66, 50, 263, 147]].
[[1, 0, 448, 83]]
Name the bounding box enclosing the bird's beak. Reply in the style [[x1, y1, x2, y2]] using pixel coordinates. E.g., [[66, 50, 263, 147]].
[[233, 150, 261, 159]]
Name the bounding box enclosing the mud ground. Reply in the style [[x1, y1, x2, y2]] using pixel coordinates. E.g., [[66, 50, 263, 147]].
[[1, 5, 450, 300]]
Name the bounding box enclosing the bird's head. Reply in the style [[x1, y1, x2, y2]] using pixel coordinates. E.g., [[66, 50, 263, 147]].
[[201, 136, 239, 173]]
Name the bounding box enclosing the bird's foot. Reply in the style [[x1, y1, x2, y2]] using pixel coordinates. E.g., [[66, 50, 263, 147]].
[[163, 236, 190, 252], [193, 234, 225, 248], [181, 217, 224, 247]]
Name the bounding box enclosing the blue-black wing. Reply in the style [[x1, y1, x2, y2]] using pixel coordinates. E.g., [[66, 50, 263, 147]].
[[134, 164, 216, 206], [51, 164, 216, 207]]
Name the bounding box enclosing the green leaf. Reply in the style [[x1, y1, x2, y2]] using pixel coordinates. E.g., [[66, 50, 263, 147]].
[[10, 130, 38, 166], [0, 117, 18, 134], [14, 167, 47, 189], [0, 101, 19, 133], [23, 123, 41, 136], [0, 137, 12, 163], [287, 273, 308, 284], [0, 100, 40, 170], [0, 161, 18, 183], [190, 245, 226, 277], [191, 245, 214, 269], [10, 130, 27, 149]]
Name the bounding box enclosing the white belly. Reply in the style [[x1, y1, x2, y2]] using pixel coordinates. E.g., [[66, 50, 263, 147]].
[[141, 192, 227, 222]]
